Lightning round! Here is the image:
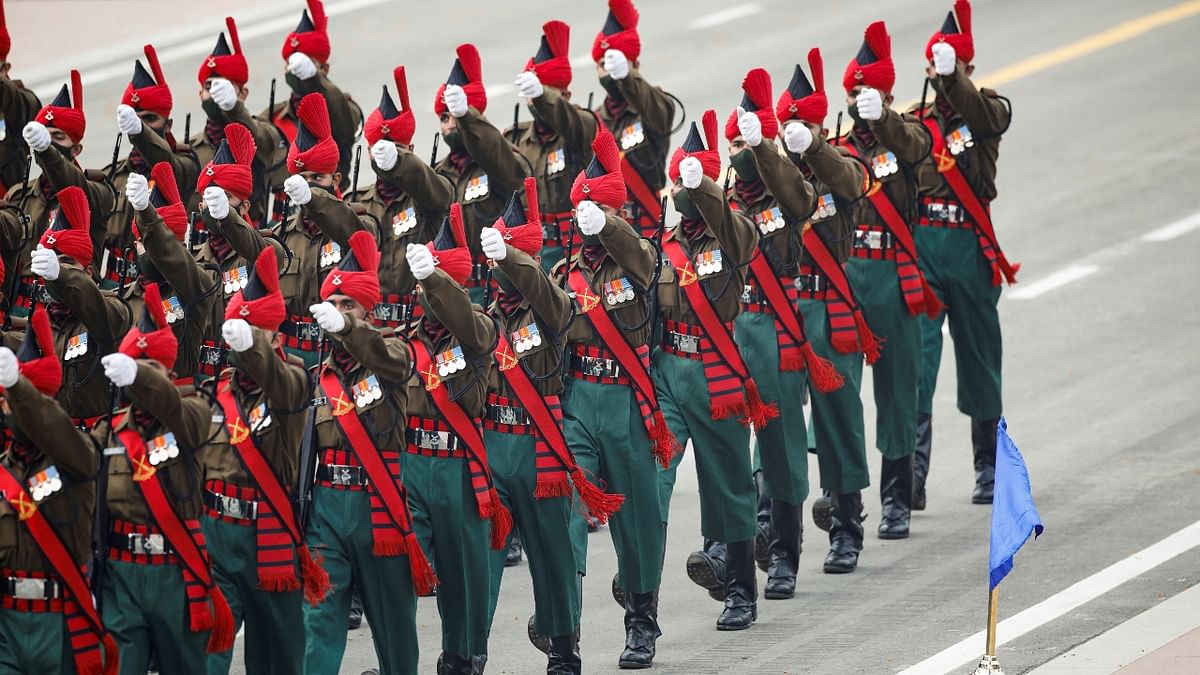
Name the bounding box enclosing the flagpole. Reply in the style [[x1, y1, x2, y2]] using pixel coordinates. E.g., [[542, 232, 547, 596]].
[[973, 587, 1005, 674]]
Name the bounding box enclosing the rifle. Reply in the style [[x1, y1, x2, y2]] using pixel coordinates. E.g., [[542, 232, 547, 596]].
[[511, 103, 520, 144], [268, 78, 277, 124], [183, 112, 192, 143], [723, 165, 733, 194], [16, 152, 33, 216], [349, 144, 362, 202], [92, 382, 118, 613], [587, 91, 594, 110], [429, 132, 440, 166], [834, 111, 844, 145], [185, 211, 199, 254], [560, 224, 574, 290], [648, 195, 667, 345], [108, 133, 123, 182], [294, 361, 321, 531], [917, 77, 931, 120]]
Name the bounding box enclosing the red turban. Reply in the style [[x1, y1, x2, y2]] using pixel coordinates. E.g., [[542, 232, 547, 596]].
[[725, 68, 778, 142], [36, 70, 85, 144], [196, 122, 256, 201], [844, 21, 896, 93], [364, 66, 416, 147], [592, 0, 641, 63], [40, 186, 92, 269], [434, 44, 487, 116], [149, 162, 187, 241], [15, 308, 62, 397], [526, 21, 572, 90], [198, 17, 249, 88], [427, 204, 473, 286], [321, 230, 381, 310], [491, 178, 543, 256], [281, 0, 330, 65], [287, 93, 339, 175], [120, 282, 179, 371], [776, 48, 827, 127], [225, 246, 286, 331], [0, 0, 12, 63], [926, 0, 975, 65], [122, 44, 173, 119], [669, 110, 721, 183], [570, 127, 626, 209]]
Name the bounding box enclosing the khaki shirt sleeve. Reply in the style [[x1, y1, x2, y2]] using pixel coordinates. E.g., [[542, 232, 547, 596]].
[[497, 247, 573, 333], [130, 127, 199, 201], [286, 73, 359, 149], [44, 262, 131, 341], [229, 327, 311, 411], [804, 135, 866, 201], [938, 66, 1010, 136], [870, 108, 933, 165], [225, 101, 285, 170], [615, 68, 675, 136], [126, 363, 210, 449], [598, 213, 657, 288], [137, 207, 218, 302], [331, 314, 412, 385], [305, 188, 373, 246], [690, 176, 758, 264], [4, 376, 97, 480], [530, 88, 599, 153], [751, 139, 817, 222], [36, 148, 116, 217], [0, 77, 41, 132], [458, 108, 530, 195], [206, 207, 269, 262], [422, 269, 497, 355], [375, 149, 454, 213]]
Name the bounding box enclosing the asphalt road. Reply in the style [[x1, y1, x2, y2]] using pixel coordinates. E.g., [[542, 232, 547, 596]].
[[6, 0, 1200, 673]]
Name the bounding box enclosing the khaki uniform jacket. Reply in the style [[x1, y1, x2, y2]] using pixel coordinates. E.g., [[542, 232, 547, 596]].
[[268, 73, 363, 190], [0, 75, 41, 192], [729, 181, 802, 279], [317, 315, 411, 452], [187, 100, 288, 221], [491, 246, 574, 398], [595, 68, 676, 213], [843, 108, 932, 229], [516, 88, 597, 225]]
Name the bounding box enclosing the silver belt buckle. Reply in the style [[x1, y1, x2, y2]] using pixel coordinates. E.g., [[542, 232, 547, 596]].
[[795, 275, 822, 292], [418, 430, 451, 449], [220, 494, 258, 520], [856, 231, 884, 249], [131, 533, 167, 555], [671, 332, 700, 354], [11, 577, 49, 600], [492, 404, 524, 426], [741, 285, 754, 304]]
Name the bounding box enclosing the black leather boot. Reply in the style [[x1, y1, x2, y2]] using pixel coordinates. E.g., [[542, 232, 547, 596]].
[[971, 418, 999, 504], [470, 655, 487, 674], [823, 491, 865, 574], [685, 539, 727, 602], [348, 586, 364, 629], [438, 653, 473, 675], [913, 413, 932, 510], [764, 500, 802, 599], [754, 471, 772, 572], [505, 528, 523, 567], [878, 456, 914, 539], [717, 540, 757, 630], [547, 631, 582, 674], [618, 591, 660, 669], [812, 488, 834, 532]]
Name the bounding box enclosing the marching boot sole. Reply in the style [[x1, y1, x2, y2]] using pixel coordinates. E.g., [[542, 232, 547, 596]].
[[685, 552, 726, 601], [527, 615, 550, 655], [611, 574, 626, 609], [811, 497, 833, 533], [972, 493, 993, 505], [878, 528, 910, 540], [618, 659, 653, 670], [763, 581, 796, 600], [716, 606, 757, 631], [823, 561, 857, 574]]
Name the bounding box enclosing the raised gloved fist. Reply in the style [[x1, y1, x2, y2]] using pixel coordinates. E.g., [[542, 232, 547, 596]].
[[116, 104, 143, 136], [101, 353, 138, 388], [856, 87, 884, 121], [679, 156, 704, 190], [287, 52, 318, 80], [575, 200, 606, 236], [603, 49, 630, 80], [370, 140, 398, 172], [126, 173, 151, 211], [0, 348, 19, 388], [406, 243, 435, 280], [783, 121, 814, 155], [309, 302, 345, 334], [30, 246, 60, 281], [736, 106, 763, 147], [515, 71, 544, 99], [932, 43, 957, 77], [480, 227, 507, 261], [22, 121, 52, 152], [222, 319, 254, 353], [283, 174, 312, 206], [443, 84, 469, 118], [203, 186, 230, 220], [209, 77, 238, 111]]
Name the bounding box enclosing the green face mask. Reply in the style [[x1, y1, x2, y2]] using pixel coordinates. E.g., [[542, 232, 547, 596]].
[[443, 130, 466, 155], [672, 189, 700, 219], [729, 150, 759, 182]]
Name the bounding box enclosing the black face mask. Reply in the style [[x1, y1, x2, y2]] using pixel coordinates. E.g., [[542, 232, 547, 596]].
[[672, 189, 700, 220], [580, 232, 601, 247], [443, 130, 466, 155], [491, 266, 517, 295], [729, 150, 759, 182], [847, 103, 870, 130], [599, 75, 624, 102], [53, 142, 75, 162]]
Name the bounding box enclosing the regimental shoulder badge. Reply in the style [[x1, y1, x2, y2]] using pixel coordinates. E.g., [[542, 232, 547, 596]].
[[619, 121, 645, 151], [755, 206, 785, 235], [694, 249, 725, 278], [148, 432, 180, 466], [319, 241, 342, 268], [946, 125, 974, 156], [603, 277, 636, 306], [464, 174, 490, 202], [27, 466, 63, 503], [511, 323, 544, 355], [223, 265, 248, 295], [812, 194, 838, 222], [64, 332, 89, 361], [546, 148, 566, 175], [435, 346, 467, 378], [353, 374, 383, 408], [247, 403, 272, 433], [392, 206, 418, 237], [161, 294, 185, 324], [871, 151, 899, 178]]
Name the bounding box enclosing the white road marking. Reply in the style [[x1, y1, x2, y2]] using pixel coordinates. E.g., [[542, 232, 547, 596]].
[[1007, 264, 1099, 300], [571, 54, 596, 68], [1141, 211, 1200, 242], [686, 3, 763, 30], [898, 519, 1200, 675]]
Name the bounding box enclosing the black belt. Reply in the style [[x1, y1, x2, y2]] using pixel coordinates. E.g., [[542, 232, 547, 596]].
[[486, 402, 532, 426], [664, 330, 701, 355], [204, 489, 259, 521], [280, 318, 323, 340], [920, 201, 966, 224], [3, 576, 64, 601], [853, 230, 896, 250], [405, 429, 462, 451], [569, 353, 622, 379], [373, 301, 412, 324], [108, 531, 174, 556], [316, 463, 370, 487], [793, 274, 827, 293]]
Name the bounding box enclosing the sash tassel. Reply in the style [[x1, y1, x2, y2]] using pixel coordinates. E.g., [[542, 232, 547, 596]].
[[405, 532, 439, 596]]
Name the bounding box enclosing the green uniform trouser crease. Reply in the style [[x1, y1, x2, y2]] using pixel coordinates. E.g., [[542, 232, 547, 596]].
[[0, 606, 78, 674], [102, 559, 210, 675], [484, 430, 580, 638], [564, 377, 665, 595]]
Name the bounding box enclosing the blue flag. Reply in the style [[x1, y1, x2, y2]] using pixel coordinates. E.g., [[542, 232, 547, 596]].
[[989, 417, 1044, 590]]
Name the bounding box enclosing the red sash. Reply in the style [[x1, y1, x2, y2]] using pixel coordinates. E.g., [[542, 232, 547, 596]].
[[0, 465, 119, 675], [619, 155, 663, 224], [215, 382, 331, 605], [921, 115, 1019, 286], [801, 227, 883, 365], [567, 269, 678, 466], [841, 142, 944, 318], [493, 330, 624, 523], [410, 340, 512, 549], [115, 420, 233, 654], [661, 239, 778, 429]]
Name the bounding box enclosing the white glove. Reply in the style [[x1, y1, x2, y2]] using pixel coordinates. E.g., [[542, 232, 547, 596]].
[[287, 52, 318, 80], [116, 104, 143, 136], [576, 200, 606, 236], [932, 43, 957, 76], [515, 71, 544, 99], [679, 156, 704, 190], [222, 319, 254, 353], [0, 348, 19, 388], [30, 246, 60, 281], [783, 122, 814, 155], [603, 49, 630, 80], [209, 77, 238, 112], [856, 87, 883, 121], [126, 173, 151, 211], [443, 84, 469, 118], [309, 302, 346, 334], [22, 121, 52, 152], [736, 106, 763, 147], [406, 243, 435, 280], [283, 174, 312, 206], [370, 139, 398, 172], [101, 353, 138, 387], [480, 227, 507, 261], [203, 186, 230, 220]]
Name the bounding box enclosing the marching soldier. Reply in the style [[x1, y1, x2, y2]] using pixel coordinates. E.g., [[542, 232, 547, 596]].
[[913, 0, 1015, 507], [0, 0, 42, 196], [0, 308, 119, 675]]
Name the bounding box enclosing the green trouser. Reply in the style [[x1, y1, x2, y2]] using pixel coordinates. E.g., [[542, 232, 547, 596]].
[[203, 516, 304, 675], [102, 559, 210, 675], [405, 452, 492, 659], [0, 607, 76, 674], [304, 485, 419, 675], [735, 311, 810, 504], [916, 226, 1003, 418], [564, 377, 665, 594], [846, 257, 921, 459], [483, 429, 580, 638], [797, 298, 870, 493], [654, 350, 758, 544]]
